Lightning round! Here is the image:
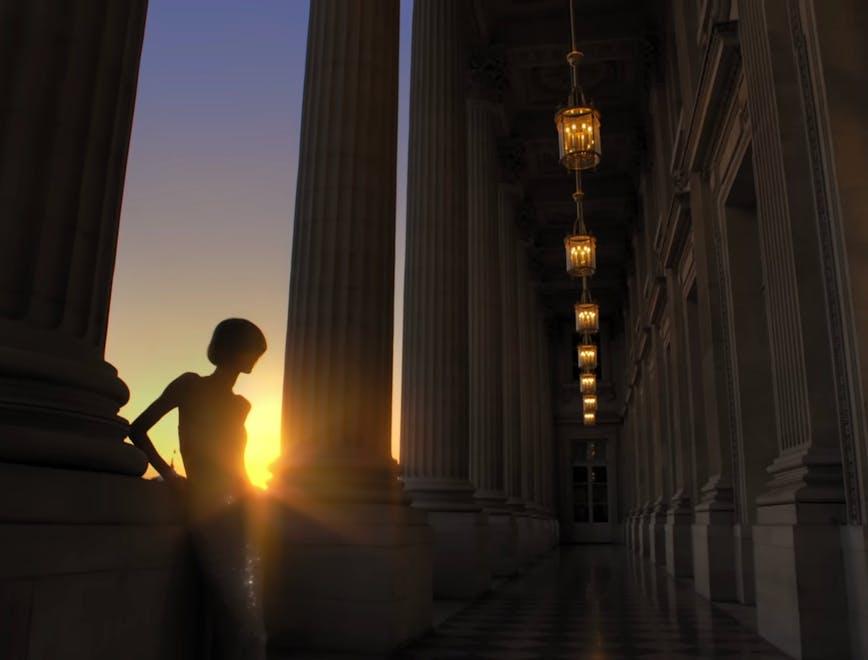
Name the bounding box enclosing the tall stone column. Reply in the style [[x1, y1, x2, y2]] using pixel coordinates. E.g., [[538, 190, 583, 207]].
[[687, 175, 737, 601], [802, 0, 868, 655], [637, 364, 655, 559], [267, 2, 431, 652], [499, 188, 523, 514], [664, 268, 695, 578], [538, 314, 557, 548], [467, 99, 516, 576], [399, 0, 490, 599], [515, 243, 538, 560], [738, 1, 852, 655], [530, 299, 543, 510], [500, 193, 533, 567], [528, 302, 543, 557], [0, 1, 149, 478], [648, 331, 669, 566]]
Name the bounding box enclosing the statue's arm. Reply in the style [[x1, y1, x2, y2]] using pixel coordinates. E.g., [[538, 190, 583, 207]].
[[129, 373, 193, 482]]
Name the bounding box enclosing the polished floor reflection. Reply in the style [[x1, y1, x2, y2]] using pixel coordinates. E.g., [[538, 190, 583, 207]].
[[396, 546, 789, 659]]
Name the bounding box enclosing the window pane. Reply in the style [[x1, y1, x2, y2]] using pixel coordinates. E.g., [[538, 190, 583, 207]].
[[573, 465, 588, 484], [592, 484, 607, 504], [592, 466, 607, 484], [587, 440, 606, 463], [593, 505, 608, 523], [574, 488, 589, 522]]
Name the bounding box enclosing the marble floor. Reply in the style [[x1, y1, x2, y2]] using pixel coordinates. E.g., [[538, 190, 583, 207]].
[[394, 546, 790, 659]]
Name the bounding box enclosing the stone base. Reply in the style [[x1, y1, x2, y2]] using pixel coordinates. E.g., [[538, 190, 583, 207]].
[[515, 514, 535, 567], [629, 512, 642, 555], [691, 514, 736, 601], [621, 513, 633, 552], [733, 523, 755, 604], [426, 510, 490, 599], [640, 509, 653, 558], [751, 448, 851, 658], [754, 515, 850, 659], [841, 525, 868, 660], [649, 501, 667, 566], [691, 479, 736, 601], [487, 510, 519, 576], [523, 514, 547, 560], [0, 463, 198, 660], [262, 490, 433, 654], [664, 500, 693, 578]]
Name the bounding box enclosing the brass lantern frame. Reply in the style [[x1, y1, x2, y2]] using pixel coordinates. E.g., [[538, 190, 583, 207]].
[[577, 341, 597, 371], [574, 279, 599, 334]]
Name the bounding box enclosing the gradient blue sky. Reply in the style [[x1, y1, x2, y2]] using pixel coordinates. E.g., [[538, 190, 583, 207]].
[[107, 0, 413, 486]]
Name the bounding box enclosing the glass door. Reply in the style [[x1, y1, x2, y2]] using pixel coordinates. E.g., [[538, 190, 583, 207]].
[[572, 440, 610, 531]]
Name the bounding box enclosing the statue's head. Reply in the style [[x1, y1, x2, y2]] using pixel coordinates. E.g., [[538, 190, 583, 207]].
[[207, 318, 267, 373]]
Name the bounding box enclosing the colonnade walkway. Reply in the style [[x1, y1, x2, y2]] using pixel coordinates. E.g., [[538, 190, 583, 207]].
[[394, 546, 788, 659]]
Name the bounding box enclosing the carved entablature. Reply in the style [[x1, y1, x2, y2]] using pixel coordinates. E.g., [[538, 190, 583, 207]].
[[677, 231, 696, 300], [648, 277, 668, 326], [682, 21, 741, 177], [637, 325, 652, 361], [697, 0, 734, 53], [659, 313, 672, 347], [661, 192, 691, 270]]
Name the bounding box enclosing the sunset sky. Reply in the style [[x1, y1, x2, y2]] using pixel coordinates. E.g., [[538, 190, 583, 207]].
[[107, 0, 413, 488]]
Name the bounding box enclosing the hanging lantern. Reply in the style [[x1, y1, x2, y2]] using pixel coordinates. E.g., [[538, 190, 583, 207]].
[[564, 233, 596, 277], [583, 411, 596, 426], [577, 343, 597, 371], [555, 104, 602, 171], [583, 394, 597, 414], [575, 301, 599, 334], [580, 371, 596, 395]]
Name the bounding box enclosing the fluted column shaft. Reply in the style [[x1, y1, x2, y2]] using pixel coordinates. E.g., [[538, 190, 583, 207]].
[[499, 189, 523, 506], [538, 318, 554, 511], [400, 0, 474, 506], [0, 1, 148, 476], [282, 0, 400, 475], [531, 300, 545, 509], [516, 247, 534, 504], [467, 100, 504, 504], [739, 0, 843, 486]]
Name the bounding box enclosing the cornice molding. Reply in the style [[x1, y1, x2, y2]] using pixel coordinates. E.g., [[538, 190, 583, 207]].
[[680, 21, 741, 176]]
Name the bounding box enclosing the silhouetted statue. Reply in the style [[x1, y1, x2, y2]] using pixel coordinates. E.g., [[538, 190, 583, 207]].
[[129, 318, 268, 660]]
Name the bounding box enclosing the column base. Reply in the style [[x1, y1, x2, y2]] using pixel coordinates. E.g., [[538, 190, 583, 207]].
[[753, 449, 850, 659], [639, 503, 653, 558], [477, 492, 519, 577], [515, 512, 535, 568], [841, 525, 868, 660], [665, 492, 693, 577], [525, 506, 550, 559], [0, 343, 147, 476], [691, 478, 736, 601], [0, 463, 197, 659], [263, 471, 433, 654], [426, 510, 491, 598], [486, 509, 519, 576], [733, 522, 755, 604], [648, 497, 667, 565], [628, 510, 641, 555]]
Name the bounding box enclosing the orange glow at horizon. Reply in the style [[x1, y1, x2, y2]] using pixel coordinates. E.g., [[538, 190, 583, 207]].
[[108, 1, 409, 485]]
